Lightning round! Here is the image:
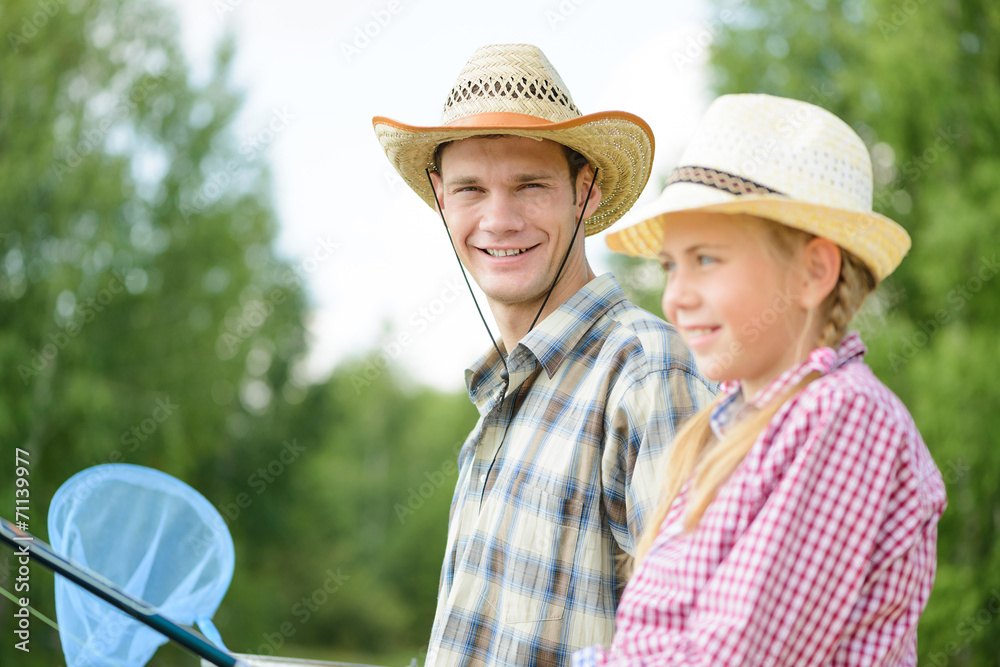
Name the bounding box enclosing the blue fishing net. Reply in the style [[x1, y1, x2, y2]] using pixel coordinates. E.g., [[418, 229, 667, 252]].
[[47, 464, 234, 667]]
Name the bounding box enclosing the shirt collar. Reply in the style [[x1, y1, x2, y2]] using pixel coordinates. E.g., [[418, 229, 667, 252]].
[[710, 331, 868, 439], [465, 273, 626, 412]]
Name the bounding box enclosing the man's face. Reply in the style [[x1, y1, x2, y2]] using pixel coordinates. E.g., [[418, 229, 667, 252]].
[[430, 135, 596, 315]]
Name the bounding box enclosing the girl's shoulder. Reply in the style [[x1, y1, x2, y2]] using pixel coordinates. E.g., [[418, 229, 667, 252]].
[[762, 357, 927, 470], [794, 357, 913, 427], [768, 357, 947, 514], [771, 358, 944, 486]]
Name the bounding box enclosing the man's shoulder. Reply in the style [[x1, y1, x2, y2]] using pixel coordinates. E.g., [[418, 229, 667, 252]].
[[593, 297, 698, 375]]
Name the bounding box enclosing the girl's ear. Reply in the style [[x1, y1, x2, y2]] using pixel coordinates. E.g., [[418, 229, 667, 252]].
[[798, 237, 842, 308]]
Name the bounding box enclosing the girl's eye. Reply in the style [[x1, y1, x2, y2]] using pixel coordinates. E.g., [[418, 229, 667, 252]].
[[659, 259, 675, 272], [697, 255, 716, 266]]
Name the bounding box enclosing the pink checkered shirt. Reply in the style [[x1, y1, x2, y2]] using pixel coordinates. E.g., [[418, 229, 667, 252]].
[[573, 332, 947, 666]]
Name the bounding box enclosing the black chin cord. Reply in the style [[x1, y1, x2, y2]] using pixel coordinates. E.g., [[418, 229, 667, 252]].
[[426, 169, 510, 381], [424, 167, 599, 384], [527, 168, 599, 334]]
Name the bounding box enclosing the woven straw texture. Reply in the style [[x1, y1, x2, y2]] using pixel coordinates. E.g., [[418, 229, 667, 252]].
[[373, 44, 654, 235], [606, 94, 910, 281], [441, 44, 580, 123]]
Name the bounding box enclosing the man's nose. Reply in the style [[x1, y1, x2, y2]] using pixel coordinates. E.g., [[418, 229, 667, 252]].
[[478, 192, 524, 234]]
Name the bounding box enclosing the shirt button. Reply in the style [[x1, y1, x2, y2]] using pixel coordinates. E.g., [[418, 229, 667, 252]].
[[479, 474, 486, 484]]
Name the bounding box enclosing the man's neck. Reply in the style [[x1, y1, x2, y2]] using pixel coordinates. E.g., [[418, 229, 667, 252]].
[[491, 265, 596, 352]]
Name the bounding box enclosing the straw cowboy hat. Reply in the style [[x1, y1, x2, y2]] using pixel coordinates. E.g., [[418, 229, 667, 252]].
[[372, 43, 655, 235], [606, 93, 911, 281]]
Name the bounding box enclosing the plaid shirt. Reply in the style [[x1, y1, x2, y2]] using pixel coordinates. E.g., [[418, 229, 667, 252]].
[[573, 332, 948, 666], [425, 274, 715, 667]]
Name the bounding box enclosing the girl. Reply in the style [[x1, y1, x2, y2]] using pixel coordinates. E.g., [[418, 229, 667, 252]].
[[574, 94, 947, 665]]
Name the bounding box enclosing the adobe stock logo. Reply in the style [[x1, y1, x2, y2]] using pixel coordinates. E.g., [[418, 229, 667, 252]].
[[7, 0, 67, 53], [544, 0, 589, 30], [18, 269, 129, 384], [340, 0, 403, 63], [180, 107, 294, 223], [888, 254, 998, 371], [350, 278, 465, 394], [213, 440, 306, 524]]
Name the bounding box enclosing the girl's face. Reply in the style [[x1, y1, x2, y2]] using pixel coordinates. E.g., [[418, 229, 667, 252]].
[[659, 212, 815, 398]]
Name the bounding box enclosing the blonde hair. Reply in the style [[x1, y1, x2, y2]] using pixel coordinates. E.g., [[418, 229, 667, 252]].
[[633, 220, 877, 565]]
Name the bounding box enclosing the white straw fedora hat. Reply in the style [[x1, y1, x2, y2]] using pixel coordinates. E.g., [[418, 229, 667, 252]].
[[606, 93, 911, 282], [373, 43, 655, 235]]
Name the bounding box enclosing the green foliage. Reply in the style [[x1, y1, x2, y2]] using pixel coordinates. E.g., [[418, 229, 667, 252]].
[[0, 0, 477, 664], [208, 363, 475, 660], [6, 0, 993, 664], [607, 254, 667, 316], [701, 0, 1000, 662], [0, 0, 304, 661]]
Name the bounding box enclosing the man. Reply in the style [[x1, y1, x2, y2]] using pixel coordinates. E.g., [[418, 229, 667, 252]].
[[373, 44, 714, 666]]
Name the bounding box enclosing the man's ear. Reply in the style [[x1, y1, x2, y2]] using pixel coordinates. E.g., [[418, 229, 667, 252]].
[[798, 237, 842, 308], [428, 170, 445, 212], [577, 164, 602, 220]]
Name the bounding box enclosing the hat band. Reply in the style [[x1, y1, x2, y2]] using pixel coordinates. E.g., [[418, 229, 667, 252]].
[[667, 165, 786, 197], [446, 112, 562, 128]]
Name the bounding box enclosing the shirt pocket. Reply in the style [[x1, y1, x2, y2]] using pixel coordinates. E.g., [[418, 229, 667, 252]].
[[501, 482, 585, 625]]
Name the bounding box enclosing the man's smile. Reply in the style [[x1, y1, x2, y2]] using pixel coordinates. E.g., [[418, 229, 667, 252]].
[[482, 246, 535, 258]]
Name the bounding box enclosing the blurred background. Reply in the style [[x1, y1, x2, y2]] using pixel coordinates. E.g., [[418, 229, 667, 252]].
[[1, 0, 997, 665]]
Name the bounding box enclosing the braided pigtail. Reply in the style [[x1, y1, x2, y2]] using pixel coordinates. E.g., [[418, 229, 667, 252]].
[[817, 251, 876, 349]]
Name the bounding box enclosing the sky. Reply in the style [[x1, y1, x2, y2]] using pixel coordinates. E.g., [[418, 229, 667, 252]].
[[169, 0, 715, 391]]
